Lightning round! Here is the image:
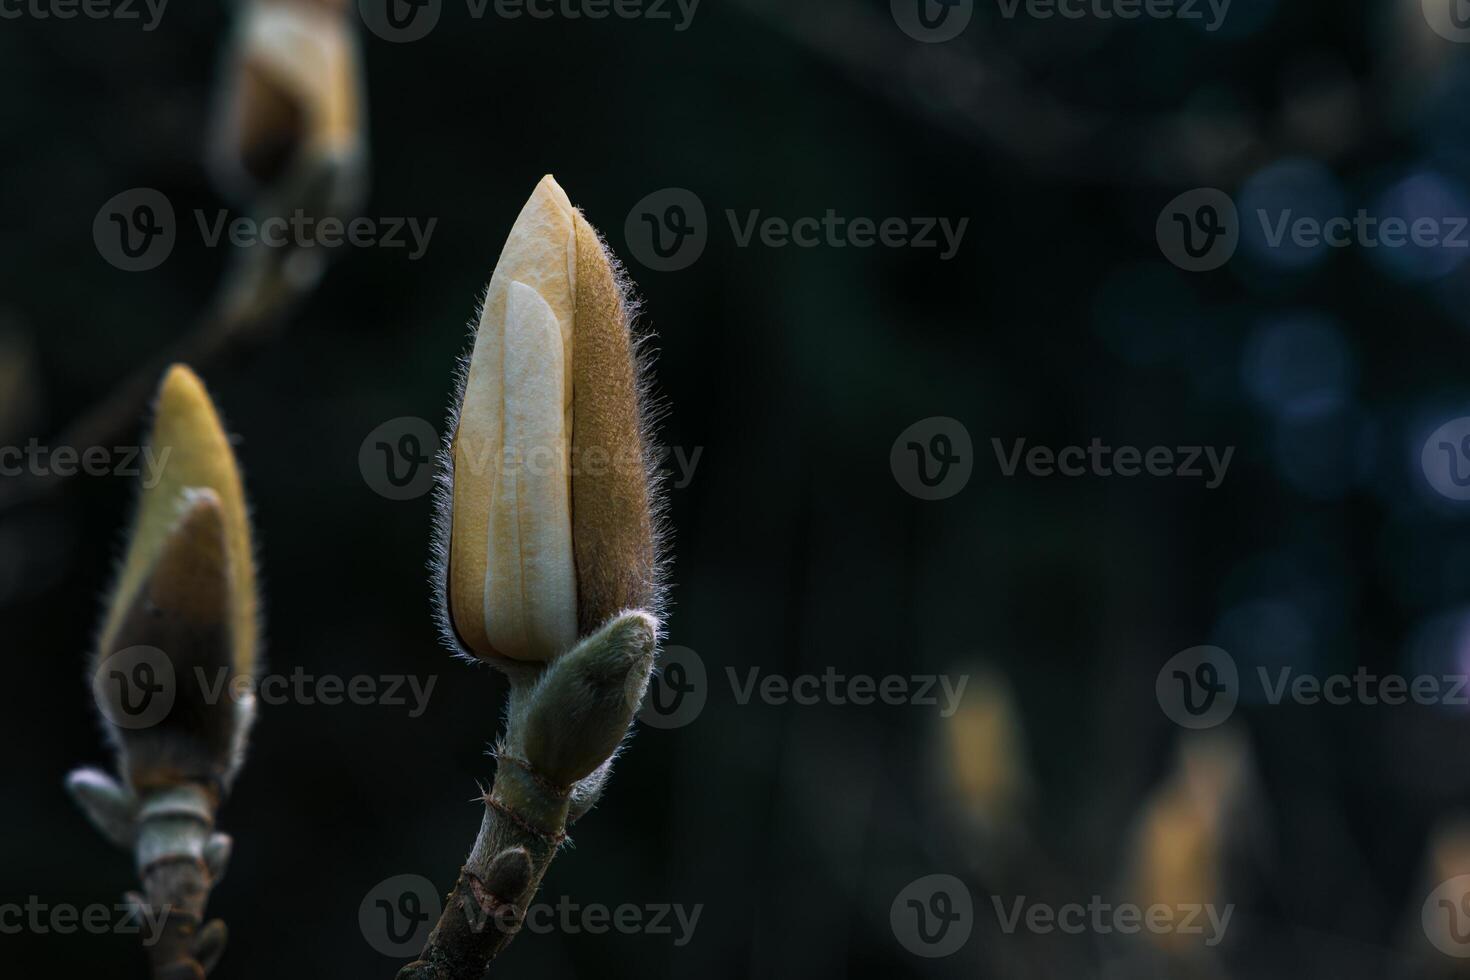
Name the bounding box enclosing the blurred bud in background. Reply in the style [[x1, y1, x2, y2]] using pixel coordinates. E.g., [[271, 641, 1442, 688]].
[[209, 0, 366, 212], [1411, 818, 1470, 974], [937, 667, 1032, 877], [1121, 727, 1261, 962], [0, 316, 41, 446], [0, 318, 68, 608]]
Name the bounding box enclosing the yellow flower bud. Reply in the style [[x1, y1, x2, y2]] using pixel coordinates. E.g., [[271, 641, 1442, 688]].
[[100, 365, 258, 679], [446, 176, 658, 665]]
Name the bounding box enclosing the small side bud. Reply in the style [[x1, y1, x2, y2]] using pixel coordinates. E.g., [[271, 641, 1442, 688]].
[[483, 846, 533, 903], [517, 611, 657, 788], [65, 767, 138, 849], [193, 919, 229, 975], [204, 833, 234, 884]]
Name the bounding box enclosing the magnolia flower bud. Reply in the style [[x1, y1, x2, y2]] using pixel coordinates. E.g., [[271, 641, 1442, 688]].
[[443, 176, 658, 665], [96, 365, 259, 791], [209, 0, 366, 207]]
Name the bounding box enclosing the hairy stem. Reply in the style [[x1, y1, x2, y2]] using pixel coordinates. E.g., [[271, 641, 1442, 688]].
[[396, 759, 569, 980], [398, 611, 658, 979]]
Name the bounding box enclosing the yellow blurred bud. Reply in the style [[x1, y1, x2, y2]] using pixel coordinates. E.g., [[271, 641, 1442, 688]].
[[210, 0, 366, 200]]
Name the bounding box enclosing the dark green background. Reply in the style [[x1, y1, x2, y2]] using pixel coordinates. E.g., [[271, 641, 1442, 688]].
[[5, 0, 1470, 976]]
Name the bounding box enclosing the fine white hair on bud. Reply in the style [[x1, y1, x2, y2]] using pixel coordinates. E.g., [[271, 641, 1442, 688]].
[[433, 175, 667, 669]]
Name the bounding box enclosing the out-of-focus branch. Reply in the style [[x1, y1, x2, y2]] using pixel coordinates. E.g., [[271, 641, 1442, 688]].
[[0, 0, 366, 513], [731, 0, 1428, 187]]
